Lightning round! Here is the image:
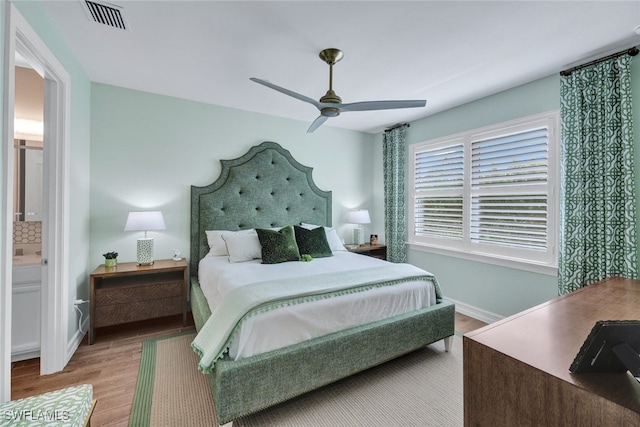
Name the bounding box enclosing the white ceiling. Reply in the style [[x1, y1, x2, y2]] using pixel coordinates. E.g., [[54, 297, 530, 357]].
[[40, 1, 640, 134]]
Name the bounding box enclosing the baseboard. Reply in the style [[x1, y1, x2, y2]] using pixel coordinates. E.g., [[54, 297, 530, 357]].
[[67, 316, 90, 363], [446, 297, 503, 324], [11, 348, 40, 363]]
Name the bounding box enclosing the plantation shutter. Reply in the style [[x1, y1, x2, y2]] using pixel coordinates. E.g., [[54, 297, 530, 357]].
[[414, 143, 464, 240], [470, 126, 549, 250]]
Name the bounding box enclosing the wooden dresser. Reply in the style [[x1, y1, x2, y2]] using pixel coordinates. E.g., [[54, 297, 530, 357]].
[[463, 277, 640, 426], [89, 259, 188, 344]]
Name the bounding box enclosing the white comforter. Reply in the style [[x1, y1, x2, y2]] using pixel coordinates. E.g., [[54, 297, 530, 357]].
[[198, 251, 437, 360]]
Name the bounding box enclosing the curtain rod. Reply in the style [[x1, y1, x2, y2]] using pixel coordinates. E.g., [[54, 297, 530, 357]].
[[384, 122, 410, 132], [560, 47, 639, 76]]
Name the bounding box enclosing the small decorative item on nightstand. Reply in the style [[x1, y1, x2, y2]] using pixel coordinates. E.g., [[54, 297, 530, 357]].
[[370, 234, 378, 245], [102, 251, 118, 268]]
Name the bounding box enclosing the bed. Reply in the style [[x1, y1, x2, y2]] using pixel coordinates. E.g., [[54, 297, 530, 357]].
[[189, 141, 455, 424]]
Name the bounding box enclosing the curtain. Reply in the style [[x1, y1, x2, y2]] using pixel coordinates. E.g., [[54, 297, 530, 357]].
[[558, 54, 638, 295], [383, 126, 407, 263]]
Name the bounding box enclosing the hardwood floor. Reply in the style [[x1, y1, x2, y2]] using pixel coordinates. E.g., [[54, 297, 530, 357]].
[[455, 312, 489, 335], [11, 315, 196, 426], [10, 312, 486, 426]]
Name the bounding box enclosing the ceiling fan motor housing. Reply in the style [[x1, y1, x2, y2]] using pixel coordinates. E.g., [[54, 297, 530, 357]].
[[320, 88, 342, 110]]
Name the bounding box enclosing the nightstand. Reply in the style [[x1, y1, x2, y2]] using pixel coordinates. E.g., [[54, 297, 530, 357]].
[[347, 244, 387, 260], [89, 259, 188, 344]]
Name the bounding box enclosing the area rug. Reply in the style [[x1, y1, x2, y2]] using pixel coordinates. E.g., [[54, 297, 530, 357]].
[[130, 332, 464, 426]]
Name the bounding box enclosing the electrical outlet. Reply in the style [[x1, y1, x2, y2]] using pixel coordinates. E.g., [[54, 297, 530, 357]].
[[74, 299, 87, 305]]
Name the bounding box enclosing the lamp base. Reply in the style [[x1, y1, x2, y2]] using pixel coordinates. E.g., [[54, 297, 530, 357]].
[[137, 237, 154, 265], [353, 227, 365, 245]]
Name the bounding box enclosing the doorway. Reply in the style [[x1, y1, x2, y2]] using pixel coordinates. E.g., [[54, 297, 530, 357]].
[[11, 64, 44, 362], [2, 4, 71, 401]]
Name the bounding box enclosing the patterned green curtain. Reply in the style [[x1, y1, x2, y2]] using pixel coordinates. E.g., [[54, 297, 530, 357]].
[[558, 54, 638, 295], [383, 126, 407, 263]]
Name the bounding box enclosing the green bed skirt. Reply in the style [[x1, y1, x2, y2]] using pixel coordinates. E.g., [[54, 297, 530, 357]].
[[191, 276, 455, 424]]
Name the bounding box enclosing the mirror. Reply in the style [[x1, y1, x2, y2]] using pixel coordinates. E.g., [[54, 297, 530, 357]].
[[14, 139, 43, 222], [13, 139, 43, 263]]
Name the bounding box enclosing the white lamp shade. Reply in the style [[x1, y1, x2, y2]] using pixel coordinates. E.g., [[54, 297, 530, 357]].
[[124, 211, 166, 232], [347, 210, 371, 224]]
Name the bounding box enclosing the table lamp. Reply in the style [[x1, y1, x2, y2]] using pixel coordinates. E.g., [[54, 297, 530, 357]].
[[124, 211, 166, 265], [347, 209, 370, 245]]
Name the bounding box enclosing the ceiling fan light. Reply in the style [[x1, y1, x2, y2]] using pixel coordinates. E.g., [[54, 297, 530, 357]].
[[321, 107, 340, 117]]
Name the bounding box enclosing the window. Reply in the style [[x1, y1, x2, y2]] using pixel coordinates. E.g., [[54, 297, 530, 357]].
[[409, 112, 559, 271]]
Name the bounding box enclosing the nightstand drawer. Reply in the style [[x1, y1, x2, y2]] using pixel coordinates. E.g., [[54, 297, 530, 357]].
[[95, 297, 183, 327], [95, 281, 183, 305], [89, 259, 188, 344]]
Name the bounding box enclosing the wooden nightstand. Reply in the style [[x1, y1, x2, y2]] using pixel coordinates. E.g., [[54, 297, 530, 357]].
[[89, 259, 188, 345], [347, 244, 387, 260]]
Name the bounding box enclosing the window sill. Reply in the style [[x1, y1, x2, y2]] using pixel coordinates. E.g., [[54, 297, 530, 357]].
[[408, 242, 558, 276]]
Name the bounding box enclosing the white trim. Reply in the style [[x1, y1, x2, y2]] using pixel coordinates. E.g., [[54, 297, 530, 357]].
[[409, 111, 560, 272], [1, 5, 71, 397], [1, 2, 17, 402], [409, 242, 558, 276], [67, 316, 89, 362], [448, 297, 503, 325], [10, 348, 40, 363], [40, 55, 71, 375]]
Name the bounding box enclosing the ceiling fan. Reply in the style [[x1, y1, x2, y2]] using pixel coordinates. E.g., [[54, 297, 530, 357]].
[[250, 48, 427, 133]]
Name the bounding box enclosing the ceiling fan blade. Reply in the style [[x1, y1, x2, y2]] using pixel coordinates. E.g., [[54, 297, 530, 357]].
[[250, 78, 321, 109], [307, 115, 329, 133], [339, 99, 426, 112]]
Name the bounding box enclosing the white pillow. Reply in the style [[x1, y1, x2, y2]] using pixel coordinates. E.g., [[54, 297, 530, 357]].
[[300, 223, 346, 252], [206, 229, 254, 257], [221, 231, 262, 263]]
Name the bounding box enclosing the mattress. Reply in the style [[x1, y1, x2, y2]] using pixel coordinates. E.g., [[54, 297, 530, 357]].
[[198, 251, 437, 360]]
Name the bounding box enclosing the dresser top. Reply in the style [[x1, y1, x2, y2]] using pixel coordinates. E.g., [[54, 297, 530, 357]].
[[465, 277, 640, 413]]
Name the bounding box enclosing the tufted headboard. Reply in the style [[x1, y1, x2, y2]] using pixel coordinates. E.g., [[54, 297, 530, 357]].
[[190, 141, 332, 276]]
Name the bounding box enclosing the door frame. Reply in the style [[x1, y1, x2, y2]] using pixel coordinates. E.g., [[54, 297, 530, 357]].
[[1, 3, 70, 401]]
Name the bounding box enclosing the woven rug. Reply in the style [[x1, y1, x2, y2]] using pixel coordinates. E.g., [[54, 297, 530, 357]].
[[130, 332, 464, 426]]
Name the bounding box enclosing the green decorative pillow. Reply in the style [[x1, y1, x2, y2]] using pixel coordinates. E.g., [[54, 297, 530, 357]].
[[256, 226, 301, 264], [294, 225, 333, 258]]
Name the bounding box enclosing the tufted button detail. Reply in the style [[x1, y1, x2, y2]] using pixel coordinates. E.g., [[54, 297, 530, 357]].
[[256, 175, 260, 179], [255, 206, 261, 211]]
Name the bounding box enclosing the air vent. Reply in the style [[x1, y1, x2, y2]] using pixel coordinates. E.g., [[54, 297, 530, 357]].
[[82, 0, 128, 30]]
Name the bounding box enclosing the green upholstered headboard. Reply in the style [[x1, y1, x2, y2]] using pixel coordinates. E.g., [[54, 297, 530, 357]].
[[190, 141, 332, 276]]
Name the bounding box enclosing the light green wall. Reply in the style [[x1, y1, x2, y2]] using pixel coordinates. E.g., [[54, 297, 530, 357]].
[[399, 57, 640, 318], [11, 1, 92, 339], [89, 83, 375, 269], [406, 75, 560, 318]]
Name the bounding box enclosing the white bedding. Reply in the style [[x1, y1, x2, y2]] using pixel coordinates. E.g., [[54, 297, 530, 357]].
[[198, 251, 437, 360]]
